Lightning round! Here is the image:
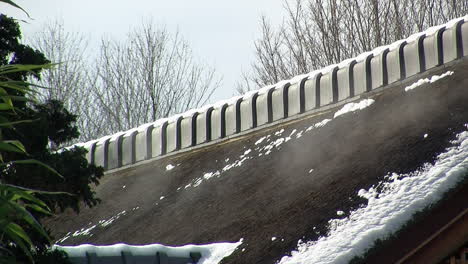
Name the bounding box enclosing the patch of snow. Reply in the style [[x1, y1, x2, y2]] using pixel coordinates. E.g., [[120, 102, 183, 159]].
[[272, 237, 277, 241], [275, 129, 285, 136], [242, 149, 252, 156], [404, 71, 454, 92], [255, 136, 267, 145], [334, 99, 375, 118], [122, 185, 126, 189], [314, 119, 332, 129], [193, 178, 203, 188], [159, 196, 165, 200], [55, 239, 242, 264], [57, 210, 129, 243], [166, 164, 175, 171], [203, 171, 220, 180], [424, 134, 428, 139], [296, 130, 304, 138], [100, 210, 127, 227], [308, 169, 314, 174], [279, 128, 468, 264], [337, 211, 344, 216]]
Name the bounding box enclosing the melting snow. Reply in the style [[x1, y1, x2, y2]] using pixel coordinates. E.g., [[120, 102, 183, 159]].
[[279, 127, 468, 264], [57, 210, 128, 244], [166, 164, 175, 171], [255, 136, 267, 145], [296, 130, 304, 138], [275, 129, 285, 136], [314, 119, 332, 129], [404, 71, 454, 92], [334, 99, 375, 118], [180, 99, 374, 191]]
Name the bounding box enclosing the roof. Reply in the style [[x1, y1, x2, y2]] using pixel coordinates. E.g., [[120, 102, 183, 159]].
[[49, 16, 468, 263], [54, 242, 241, 264]]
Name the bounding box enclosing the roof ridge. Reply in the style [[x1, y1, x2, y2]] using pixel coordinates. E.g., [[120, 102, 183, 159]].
[[71, 15, 468, 172]]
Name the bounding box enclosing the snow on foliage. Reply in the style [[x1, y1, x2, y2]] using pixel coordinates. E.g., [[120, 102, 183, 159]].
[[404, 71, 454, 92], [279, 125, 468, 264]]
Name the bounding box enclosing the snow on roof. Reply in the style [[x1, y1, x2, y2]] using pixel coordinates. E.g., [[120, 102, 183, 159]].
[[55, 239, 242, 264], [278, 125, 468, 263], [404, 71, 454, 92], [49, 61, 468, 263], [70, 15, 468, 151]]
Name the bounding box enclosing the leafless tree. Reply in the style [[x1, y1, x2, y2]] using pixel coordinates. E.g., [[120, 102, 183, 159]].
[[29, 19, 89, 110], [30, 20, 220, 142], [238, 0, 468, 94], [92, 22, 220, 136], [28, 19, 98, 142]]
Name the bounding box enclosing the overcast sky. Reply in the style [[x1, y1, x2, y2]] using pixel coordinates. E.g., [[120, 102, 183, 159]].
[[2, 0, 287, 102]]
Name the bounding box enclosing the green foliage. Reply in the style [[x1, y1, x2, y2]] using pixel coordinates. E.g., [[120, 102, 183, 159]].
[[0, 64, 56, 262], [0, 14, 104, 214], [0, 11, 104, 263], [0, 184, 53, 262], [0, 0, 30, 18], [30, 247, 73, 264]]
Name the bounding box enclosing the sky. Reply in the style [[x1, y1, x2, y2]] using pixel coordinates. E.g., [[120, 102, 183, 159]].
[[1, 0, 287, 103]]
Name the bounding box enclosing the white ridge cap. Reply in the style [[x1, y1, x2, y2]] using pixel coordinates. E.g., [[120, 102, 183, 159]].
[[66, 14, 468, 153], [109, 131, 126, 141], [96, 135, 112, 145]]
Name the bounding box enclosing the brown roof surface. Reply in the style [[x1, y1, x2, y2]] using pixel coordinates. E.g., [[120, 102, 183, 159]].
[[48, 58, 468, 264]]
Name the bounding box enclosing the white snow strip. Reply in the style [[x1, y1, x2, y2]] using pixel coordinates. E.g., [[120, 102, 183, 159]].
[[55, 239, 243, 264], [404, 71, 454, 92], [243, 149, 252, 156], [296, 130, 304, 138], [275, 129, 285, 136], [279, 128, 468, 264], [57, 210, 128, 243], [255, 136, 267, 145], [334, 99, 375, 118], [314, 119, 332, 129]]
